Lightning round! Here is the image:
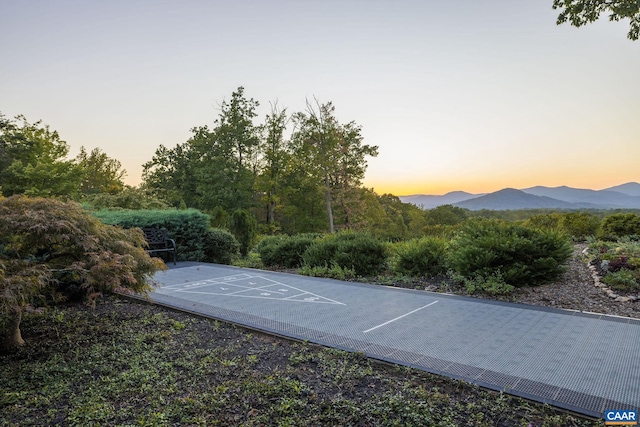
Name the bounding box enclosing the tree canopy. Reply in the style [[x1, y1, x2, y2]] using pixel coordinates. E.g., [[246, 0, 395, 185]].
[[143, 88, 380, 235], [0, 113, 127, 199], [553, 0, 640, 40]]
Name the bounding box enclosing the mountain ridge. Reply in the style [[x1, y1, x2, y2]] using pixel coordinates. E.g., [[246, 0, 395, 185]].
[[399, 182, 640, 210]]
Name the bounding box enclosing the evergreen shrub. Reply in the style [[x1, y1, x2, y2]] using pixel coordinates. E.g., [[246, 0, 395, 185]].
[[448, 219, 573, 287], [95, 209, 211, 262], [560, 212, 600, 241], [303, 232, 388, 276], [204, 229, 240, 265], [394, 237, 447, 277], [602, 269, 639, 292], [229, 209, 257, 256], [256, 234, 319, 268], [600, 213, 640, 239]]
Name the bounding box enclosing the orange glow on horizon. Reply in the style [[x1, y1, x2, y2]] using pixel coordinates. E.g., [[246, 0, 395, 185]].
[[365, 175, 640, 197]]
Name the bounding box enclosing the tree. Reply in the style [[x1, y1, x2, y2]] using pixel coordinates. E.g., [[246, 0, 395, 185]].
[[0, 196, 165, 351], [291, 101, 378, 233], [255, 103, 290, 228], [0, 114, 81, 197], [553, 0, 640, 40], [198, 87, 261, 211], [228, 209, 257, 256], [75, 146, 126, 195], [142, 137, 202, 208]]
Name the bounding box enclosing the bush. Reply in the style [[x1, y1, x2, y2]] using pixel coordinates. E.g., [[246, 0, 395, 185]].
[[560, 212, 600, 241], [602, 269, 639, 292], [448, 271, 515, 295], [229, 209, 257, 257], [0, 196, 164, 350], [393, 237, 447, 277], [600, 213, 640, 239], [94, 209, 211, 262], [298, 264, 356, 280], [303, 232, 388, 276], [447, 219, 573, 287], [204, 229, 240, 265], [256, 234, 319, 268]]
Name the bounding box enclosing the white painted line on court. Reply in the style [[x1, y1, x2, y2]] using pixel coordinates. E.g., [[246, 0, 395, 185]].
[[363, 301, 438, 334]]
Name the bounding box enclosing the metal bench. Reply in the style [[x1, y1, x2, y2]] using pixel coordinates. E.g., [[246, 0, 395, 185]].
[[142, 228, 177, 265]]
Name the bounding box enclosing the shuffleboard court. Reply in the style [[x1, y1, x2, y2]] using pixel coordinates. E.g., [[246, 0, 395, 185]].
[[147, 262, 640, 418]]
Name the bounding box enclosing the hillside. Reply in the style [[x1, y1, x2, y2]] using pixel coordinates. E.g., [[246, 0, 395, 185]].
[[400, 182, 640, 210]]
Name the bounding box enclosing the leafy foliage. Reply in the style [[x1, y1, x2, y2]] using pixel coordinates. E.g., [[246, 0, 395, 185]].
[[302, 232, 388, 276], [393, 237, 447, 277], [203, 229, 240, 265], [75, 146, 126, 195], [559, 212, 601, 240], [0, 196, 164, 350], [82, 186, 171, 210], [0, 114, 81, 197], [553, 0, 640, 40], [602, 268, 639, 291], [291, 100, 378, 233], [600, 213, 640, 238], [95, 209, 212, 262], [448, 220, 573, 287], [229, 209, 258, 256], [256, 234, 320, 268]]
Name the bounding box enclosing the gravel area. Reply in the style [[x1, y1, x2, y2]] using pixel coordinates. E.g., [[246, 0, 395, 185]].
[[480, 243, 640, 319]]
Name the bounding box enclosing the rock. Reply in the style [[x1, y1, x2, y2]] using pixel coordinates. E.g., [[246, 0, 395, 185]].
[[615, 296, 631, 302]]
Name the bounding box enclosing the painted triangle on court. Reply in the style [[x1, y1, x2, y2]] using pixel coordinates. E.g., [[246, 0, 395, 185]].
[[161, 272, 345, 305]]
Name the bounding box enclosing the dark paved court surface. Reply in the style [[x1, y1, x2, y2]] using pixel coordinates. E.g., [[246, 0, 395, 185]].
[[147, 262, 640, 418]]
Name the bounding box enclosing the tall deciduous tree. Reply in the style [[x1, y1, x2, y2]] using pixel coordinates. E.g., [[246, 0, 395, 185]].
[[0, 114, 81, 197], [142, 135, 203, 208], [256, 104, 290, 228], [553, 0, 640, 40], [291, 101, 378, 233], [76, 146, 126, 195], [201, 86, 261, 211]]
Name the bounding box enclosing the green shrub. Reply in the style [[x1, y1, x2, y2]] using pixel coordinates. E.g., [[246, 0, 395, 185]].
[[525, 213, 562, 230], [448, 271, 515, 295], [448, 219, 573, 287], [298, 264, 356, 280], [560, 212, 600, 241], [0, 196, 164, 350], [229, 209, 257, 256], [204, 229, 240, 265], [302, 232, 388, 276], [600, 213, 640, 239], [602, 269, 639, 292], [255, 236, 285, 267], [394, 237, 447, 277], [95, 209, 211, 261], [256, 234, 319, 268]]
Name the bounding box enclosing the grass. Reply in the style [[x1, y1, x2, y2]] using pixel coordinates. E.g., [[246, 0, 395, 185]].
[[0, 295, 602, 426]]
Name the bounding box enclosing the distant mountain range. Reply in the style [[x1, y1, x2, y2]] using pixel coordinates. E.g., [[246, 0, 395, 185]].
[[399, 182, 640, 210]]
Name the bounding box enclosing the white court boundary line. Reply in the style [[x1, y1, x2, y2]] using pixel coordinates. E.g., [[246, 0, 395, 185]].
[[363, 301, 438, 333]]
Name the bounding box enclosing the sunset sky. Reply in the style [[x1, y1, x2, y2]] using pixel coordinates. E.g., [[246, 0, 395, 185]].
[[1, 1, 638, 196]]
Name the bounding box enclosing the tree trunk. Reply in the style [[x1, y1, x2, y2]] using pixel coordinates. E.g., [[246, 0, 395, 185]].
[[325, 175, 335, 234], [1, 309, 25, 352]]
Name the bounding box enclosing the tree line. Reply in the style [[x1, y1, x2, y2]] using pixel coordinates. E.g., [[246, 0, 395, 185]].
[[1, 88, 444, 239]]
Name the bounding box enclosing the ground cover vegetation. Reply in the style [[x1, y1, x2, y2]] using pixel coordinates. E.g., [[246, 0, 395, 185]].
[[2, 93, 638, 425], [1, 295, 600, 426]]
